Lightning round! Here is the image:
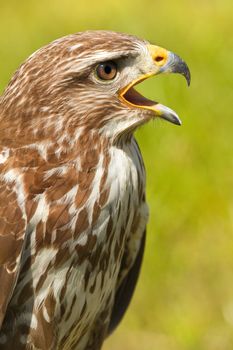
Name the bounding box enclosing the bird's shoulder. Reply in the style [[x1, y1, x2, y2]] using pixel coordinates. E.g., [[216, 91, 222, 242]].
[[0, 172, 27, 328]]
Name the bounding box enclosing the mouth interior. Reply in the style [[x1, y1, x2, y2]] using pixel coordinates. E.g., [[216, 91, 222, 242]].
[[122, 87, 158, 108], [119, 71, 183, 126]]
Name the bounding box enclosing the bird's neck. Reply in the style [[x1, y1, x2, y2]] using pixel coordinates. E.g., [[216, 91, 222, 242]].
[[0, 118, 132, 172]]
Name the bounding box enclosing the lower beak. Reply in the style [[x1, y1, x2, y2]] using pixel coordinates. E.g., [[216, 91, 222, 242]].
[[120, 44, 191, 125]]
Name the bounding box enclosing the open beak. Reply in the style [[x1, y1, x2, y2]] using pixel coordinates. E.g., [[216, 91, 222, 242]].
[[119, 45, 191, 125]]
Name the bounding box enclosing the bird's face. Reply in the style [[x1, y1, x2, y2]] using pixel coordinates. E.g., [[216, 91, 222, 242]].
[[2, 31, 190, 142]]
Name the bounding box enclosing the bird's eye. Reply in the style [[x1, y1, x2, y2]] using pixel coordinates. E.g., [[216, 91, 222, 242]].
[[95, 61, 118, 81]]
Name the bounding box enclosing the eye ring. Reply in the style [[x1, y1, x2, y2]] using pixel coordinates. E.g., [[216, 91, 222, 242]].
[[95, 61, 118, 81]]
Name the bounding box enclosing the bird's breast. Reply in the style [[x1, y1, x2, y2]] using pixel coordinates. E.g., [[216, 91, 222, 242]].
[[6, 137, 148, 349]]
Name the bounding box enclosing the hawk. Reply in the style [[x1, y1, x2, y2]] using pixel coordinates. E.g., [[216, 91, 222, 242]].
[[0, 31, 190, 349]]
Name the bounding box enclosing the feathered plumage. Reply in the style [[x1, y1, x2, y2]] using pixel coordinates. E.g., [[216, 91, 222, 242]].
[[0, 31, 190, 349]]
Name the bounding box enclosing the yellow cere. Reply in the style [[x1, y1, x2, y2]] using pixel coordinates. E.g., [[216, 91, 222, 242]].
[[147, 45, 168, 66]]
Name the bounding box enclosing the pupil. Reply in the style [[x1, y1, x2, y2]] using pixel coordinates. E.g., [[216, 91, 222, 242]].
[[104, 65, 112, 74]]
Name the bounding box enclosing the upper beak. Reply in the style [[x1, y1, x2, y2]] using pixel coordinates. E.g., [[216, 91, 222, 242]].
[[148, 45, 191, 86], [120, 44, 191, 125]]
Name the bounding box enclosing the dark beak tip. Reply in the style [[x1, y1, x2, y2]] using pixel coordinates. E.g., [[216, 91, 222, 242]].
[[181, 62, 191, 86], [185, 69, 191, 86], [174, 118, 182, 126], [170, 52, 191, 87]]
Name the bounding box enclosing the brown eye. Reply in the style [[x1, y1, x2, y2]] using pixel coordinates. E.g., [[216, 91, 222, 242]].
[[96, 61, 117, 80]]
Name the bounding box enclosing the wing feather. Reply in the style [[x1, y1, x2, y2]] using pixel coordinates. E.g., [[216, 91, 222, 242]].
[[0, 179, 27, 328], [108, 230, 146, 334]]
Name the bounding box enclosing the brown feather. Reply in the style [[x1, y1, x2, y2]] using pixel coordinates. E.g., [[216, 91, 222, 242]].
[[0, 31, 149, 349]]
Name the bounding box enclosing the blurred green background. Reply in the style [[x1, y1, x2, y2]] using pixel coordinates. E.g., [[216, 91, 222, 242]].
[[0, 0, 232, 349]]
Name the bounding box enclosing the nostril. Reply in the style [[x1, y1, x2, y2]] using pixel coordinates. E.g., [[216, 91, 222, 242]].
[[155, 56, 164, 63]]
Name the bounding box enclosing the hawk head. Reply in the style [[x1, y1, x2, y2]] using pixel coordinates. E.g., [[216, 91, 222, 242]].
[[1, 31, 190, 144]]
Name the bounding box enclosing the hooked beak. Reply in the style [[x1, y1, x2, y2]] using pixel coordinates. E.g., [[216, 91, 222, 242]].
[[119, 44, 191, 125]]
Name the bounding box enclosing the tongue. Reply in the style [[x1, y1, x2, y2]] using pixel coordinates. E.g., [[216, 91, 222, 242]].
[[123, 87, 157, 107]]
